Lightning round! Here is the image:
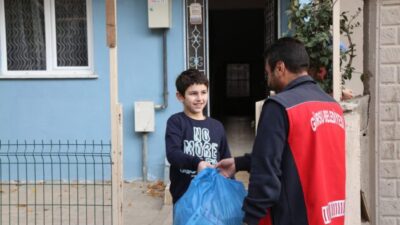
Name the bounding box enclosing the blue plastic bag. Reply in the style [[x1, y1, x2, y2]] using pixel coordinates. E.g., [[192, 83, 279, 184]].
[[173, 168, 247, 225]]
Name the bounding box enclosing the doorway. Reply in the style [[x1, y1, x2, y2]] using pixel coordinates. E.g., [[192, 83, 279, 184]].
[[208, 0, 267, 156]]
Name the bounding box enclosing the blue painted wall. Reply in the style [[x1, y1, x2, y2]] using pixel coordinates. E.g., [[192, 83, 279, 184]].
[[0, 2, 110, 141], [117, 0, 184, 180], [0, 0, 185, 181]]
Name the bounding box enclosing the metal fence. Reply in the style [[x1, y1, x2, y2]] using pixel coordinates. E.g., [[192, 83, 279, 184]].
[[0, 140, 113, 225]]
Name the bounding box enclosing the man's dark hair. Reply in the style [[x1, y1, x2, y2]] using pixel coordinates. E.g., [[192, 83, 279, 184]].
[[175, 69, 209, 96], [264, 37, 310, 74]]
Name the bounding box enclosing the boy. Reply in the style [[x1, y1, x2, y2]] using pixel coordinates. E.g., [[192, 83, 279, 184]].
[[165, 69, 232, 204]]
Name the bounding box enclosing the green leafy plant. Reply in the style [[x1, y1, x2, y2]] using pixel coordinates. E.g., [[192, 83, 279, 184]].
[[286, 0, 361, 93]]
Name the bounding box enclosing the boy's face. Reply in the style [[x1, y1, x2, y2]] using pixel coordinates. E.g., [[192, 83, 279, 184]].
[[177, 83, 208, 119]]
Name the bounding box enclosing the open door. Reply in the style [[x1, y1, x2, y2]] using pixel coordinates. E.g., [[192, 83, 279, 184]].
[[208, 0, 267, 121], [184, 0, 279, 156]]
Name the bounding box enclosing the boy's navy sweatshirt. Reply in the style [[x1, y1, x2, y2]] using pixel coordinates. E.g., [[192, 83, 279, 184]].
[[165, 112, 231, 204]]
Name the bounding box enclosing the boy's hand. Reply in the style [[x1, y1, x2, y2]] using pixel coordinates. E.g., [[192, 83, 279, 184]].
[[197, 161, 214, 173], [216, 158, 236, 177]]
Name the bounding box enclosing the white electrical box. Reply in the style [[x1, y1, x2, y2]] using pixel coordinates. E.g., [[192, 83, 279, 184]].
[[134, 101, 155, 132], [148, 0, 172, 28]]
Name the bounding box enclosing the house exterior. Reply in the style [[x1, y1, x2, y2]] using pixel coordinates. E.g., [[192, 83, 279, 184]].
[[0, 0, 399, 224], [0, 0, 188, 180], [0, 0, 294, 180]]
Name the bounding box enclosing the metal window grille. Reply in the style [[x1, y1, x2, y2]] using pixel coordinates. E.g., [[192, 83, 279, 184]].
[[0, 140, 112, 225]]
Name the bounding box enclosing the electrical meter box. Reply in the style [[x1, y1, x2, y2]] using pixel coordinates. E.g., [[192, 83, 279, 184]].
[[148, 0, 172, 28], [134, 101, 155, 132]]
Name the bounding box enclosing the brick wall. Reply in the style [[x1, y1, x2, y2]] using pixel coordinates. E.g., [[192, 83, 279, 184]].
[[378, 0, 400, 224]]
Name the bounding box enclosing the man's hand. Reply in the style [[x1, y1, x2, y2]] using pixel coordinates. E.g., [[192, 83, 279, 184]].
[[341, 88, 353, 100], [197, 161, 214, 173], [216, 158, 236, 177]]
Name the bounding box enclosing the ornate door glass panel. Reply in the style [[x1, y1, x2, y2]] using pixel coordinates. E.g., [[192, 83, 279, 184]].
[[185, 0, 208, 76]]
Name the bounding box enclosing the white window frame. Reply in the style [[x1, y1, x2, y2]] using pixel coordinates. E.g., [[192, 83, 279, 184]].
[[0, 0, 96, 79]]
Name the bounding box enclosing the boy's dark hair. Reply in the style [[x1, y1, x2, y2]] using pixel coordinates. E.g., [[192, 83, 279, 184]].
[[175, 69, 209, 96], [264, 37, 310, 74]]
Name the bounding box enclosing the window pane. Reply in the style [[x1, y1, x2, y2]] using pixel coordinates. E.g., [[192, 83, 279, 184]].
[[55, 0, 88, 67], [4, 0, 46, 70], [226, 64, 250, 97]]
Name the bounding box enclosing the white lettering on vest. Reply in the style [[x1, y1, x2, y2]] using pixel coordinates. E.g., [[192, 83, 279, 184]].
[[321, 200, 345, 224], [310, 110, 344, 131]]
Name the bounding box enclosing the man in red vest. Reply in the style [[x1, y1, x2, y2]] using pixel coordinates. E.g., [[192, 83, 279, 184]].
[[217, 37, 346, 225]]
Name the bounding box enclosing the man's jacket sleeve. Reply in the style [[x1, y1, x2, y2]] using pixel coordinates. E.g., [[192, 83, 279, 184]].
[[235, 154, 251, 172], [243, 100, 288, 225]]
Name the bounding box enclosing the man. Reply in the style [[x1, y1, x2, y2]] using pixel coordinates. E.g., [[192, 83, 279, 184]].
[[217, 37, 346, 225]]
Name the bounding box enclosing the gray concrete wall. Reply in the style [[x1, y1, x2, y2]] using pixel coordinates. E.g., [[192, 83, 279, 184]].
[[363, 0, 379, 224], [342, 96, 370, 225], [342, 101, 362, 225], [367, 0, 400, 224]]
